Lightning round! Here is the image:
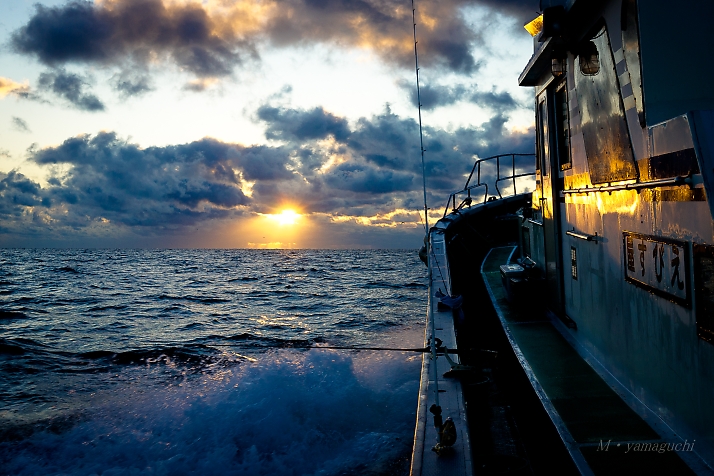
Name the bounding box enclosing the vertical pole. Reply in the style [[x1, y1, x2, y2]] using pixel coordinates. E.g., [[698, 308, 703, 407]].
[[412, 0, 440, 414]]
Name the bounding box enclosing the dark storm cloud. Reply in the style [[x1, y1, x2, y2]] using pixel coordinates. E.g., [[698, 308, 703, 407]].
[[113, 72, 152, 97], [478, 0, 541, 23], [255, 104, 534, 214], [38, 69, 105, 111], [28, 132, 256, 227], [261, 0, 482, 73], [0, 171, 50, 216], [11, 0, 242, 78], [0, 106, 533, 239], [470, 91, 520, 112], [12, 117, 31, 133], [257, 105, 351, 142], [324, 162, 414, 194], [11, 0, 538, 81], [401, 81, 522, 112]]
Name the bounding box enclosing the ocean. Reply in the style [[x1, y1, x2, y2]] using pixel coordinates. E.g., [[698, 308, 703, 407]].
[[0, 249, 426, 476]]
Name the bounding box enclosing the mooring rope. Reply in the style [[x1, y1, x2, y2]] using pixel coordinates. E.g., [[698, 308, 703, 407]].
[[208, 343, 460, 354]]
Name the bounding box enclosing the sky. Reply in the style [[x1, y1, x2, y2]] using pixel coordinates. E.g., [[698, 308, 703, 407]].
[[0, 0, 539, 249]]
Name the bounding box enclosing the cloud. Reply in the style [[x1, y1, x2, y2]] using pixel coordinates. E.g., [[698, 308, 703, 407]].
[[0, 171, 50, 220], [11, 0, 538, 83], [399, 80, 522, 112], [257, 105, 350, 142], [182, 77, 220, 92], [11, 0, 250, 79], [0, 77, 35, 100], [0, 105, 533, 242], [38, 69, 105, 111], [12, 117, 31, 133], [113, 72, 153, 97], [247, 103, 533, 213], [0, 133, 255, 240], [478, 0, 540, 23]]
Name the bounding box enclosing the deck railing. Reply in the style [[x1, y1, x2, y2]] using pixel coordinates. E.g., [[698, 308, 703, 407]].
[[443, 153, 536, 217]]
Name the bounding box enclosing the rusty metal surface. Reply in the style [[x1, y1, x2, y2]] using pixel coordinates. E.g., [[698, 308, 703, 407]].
[[621, 0, 645, 124], [575, 25, 638, 184]]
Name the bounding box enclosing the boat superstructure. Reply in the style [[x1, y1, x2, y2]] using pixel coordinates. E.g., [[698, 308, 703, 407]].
[[412, 0, 714, 474]]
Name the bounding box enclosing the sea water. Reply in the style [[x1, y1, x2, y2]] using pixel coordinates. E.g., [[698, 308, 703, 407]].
[[0, 249, 426, 475]]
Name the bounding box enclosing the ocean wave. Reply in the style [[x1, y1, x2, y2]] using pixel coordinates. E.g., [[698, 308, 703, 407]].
[[55, 266, 79, 274], [0, 249, 426, 475], [77, 345, 240, 367], [222, 333, 315, 349], [364, 281, 427, 289], [0, 342, 25, 355], [86, 303, 129, 312], [0, 310, 27, 320], [0, 349, 418, 475], [157, 294, 231, 303]]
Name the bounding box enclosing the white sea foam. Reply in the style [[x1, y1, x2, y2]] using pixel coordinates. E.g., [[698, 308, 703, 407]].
[[1, 348, 420, 476]]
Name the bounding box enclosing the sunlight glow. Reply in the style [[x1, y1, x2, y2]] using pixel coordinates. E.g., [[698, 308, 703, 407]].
[[270, 209, 301, 226], [328, 208, 423, 228], [246, 242, 297, 249]]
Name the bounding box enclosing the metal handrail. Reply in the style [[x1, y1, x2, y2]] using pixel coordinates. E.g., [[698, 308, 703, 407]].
[[443, 153, 536, 217]]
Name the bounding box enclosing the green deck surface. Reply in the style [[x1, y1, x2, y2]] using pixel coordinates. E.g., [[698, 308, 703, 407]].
[[482, 246, 695, 475]]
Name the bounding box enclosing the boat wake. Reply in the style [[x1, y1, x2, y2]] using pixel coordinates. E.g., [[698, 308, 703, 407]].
[[0, 348, 420, 476]]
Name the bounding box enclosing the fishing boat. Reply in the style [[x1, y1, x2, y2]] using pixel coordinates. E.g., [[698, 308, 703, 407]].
[[411, 0, 714, 474]]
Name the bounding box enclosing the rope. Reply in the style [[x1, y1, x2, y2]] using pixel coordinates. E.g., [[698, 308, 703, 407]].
[[311, 345, 459, 354], [430, 248, 447, 290], [207, 343, 460, 354]]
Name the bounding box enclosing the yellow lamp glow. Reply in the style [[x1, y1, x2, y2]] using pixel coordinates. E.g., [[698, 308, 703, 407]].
[[524, 15, 544, 37]]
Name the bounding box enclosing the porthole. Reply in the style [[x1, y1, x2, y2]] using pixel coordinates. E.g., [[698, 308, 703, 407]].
[[578, 40, 600, 75]]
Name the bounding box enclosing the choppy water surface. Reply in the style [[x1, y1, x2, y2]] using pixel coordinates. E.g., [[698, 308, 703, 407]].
[[0, 249, 426, 475]]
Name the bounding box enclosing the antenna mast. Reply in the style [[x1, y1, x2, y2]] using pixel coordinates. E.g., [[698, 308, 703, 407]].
[[412, 0, 445, 443], [412, 0, 429, 235]]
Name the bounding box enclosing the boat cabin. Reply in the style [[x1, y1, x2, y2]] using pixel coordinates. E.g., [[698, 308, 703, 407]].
[[519, 0, 714, 467]]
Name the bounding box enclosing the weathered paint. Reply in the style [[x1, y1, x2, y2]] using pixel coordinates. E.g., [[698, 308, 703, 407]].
[[519, 0, 714, 468]]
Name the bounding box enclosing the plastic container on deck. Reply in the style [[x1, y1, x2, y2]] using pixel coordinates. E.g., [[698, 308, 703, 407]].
[[500, 264, 527, 303]]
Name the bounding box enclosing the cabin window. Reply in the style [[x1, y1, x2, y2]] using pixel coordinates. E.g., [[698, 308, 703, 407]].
[[536, 99, 549, 176], [554, 81, 571, 170], [578, 41, 600, 76], [694, 244, 714, 344]]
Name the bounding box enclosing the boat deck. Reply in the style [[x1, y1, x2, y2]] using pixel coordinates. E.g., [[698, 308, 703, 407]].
[[481, 246, 703, 475], [411, 230, 473, 476]]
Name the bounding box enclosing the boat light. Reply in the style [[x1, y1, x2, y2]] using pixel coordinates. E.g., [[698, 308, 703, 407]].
[[524, 15, 543, 37], [551, 50, 567, 76]]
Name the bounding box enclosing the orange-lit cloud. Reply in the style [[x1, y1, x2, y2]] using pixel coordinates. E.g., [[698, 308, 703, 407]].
[[0, 101, 535, 247], [11, 0, 538, 83], [329, 208, 422, 228], [0, 77, 32, 99]]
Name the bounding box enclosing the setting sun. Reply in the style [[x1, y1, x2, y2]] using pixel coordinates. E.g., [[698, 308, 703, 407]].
[[271, 209, 301, 226]]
